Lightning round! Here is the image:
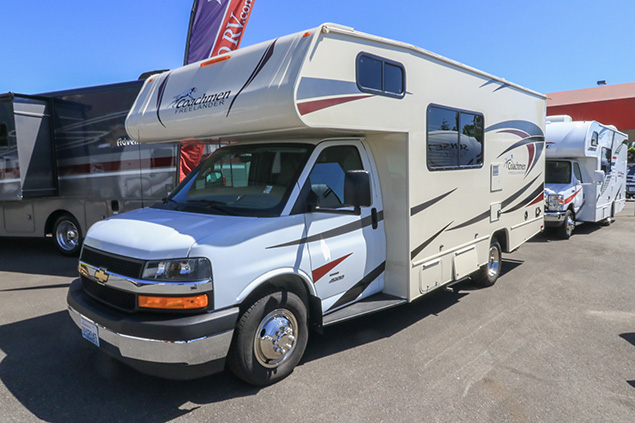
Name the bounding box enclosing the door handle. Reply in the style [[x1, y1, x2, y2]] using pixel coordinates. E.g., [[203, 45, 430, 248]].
[[371, 208, 378, 230]]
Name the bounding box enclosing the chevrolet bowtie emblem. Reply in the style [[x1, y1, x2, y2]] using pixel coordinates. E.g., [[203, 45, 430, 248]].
[[95, 268, 109, 284]]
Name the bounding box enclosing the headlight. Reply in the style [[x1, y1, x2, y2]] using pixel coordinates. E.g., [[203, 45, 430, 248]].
[[547, 194, 565, 211], [142, 258, 212, 282]]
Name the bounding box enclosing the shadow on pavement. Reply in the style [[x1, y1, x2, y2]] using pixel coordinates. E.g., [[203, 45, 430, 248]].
[[619, 333, 635, 389], [0, 238, 77, 277], [0, 283, 481, 422]]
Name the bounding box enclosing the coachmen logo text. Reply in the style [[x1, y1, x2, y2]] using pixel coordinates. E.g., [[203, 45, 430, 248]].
[[504, 154, 527, 174], [170, 87, 232, 114]]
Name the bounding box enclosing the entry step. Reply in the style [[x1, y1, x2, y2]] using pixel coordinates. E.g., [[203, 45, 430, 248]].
[[323, 293, 406, 327]]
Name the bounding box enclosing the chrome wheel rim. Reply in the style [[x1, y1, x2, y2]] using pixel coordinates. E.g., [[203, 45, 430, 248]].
[[486, 245, 501, 279], [56, 220, 79, 251], [254, 309, 297, 368], [565, 215, 574, 236]]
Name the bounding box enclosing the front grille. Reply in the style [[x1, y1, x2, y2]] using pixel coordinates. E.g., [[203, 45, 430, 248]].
[[81, 275, 137, 312], [80, 246, 144, 278]]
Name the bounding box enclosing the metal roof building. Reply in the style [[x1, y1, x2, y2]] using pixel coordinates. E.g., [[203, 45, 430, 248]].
[[547, 82, 635, 142]]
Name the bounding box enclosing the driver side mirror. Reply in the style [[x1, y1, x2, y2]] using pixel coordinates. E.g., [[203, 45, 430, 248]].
[[344, 170, 372, 209]]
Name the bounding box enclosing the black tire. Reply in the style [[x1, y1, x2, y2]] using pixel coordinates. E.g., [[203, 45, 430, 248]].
[[474, 238, 502, 287], [53, 214, 82, 256], [557, 209, 575, 239], [227, 290, 308, 386], [601, 203, 615, 226]]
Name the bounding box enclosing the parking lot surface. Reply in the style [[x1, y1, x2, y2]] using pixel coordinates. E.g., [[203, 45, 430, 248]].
[[1, 204, 634, 423]]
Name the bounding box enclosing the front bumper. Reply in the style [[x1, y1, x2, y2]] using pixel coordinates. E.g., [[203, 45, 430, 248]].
[[544, 211, 566, 226], [67, 279, 239, 379]]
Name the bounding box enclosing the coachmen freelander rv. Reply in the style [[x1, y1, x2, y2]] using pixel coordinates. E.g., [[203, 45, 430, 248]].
[[67, 24, 546, 385], [0, 81, 179, 255], [544, 115, 628, 239]]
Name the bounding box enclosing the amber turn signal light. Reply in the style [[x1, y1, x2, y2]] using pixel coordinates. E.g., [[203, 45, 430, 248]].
[[138, 294, 209, 310], [200, 55, 231, 67]]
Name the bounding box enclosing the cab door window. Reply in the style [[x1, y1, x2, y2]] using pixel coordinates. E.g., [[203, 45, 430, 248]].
[[573, 162, 583, 183], [308, 145, 364, 208]]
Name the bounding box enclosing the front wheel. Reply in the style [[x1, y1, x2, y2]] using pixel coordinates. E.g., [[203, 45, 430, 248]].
[[53, 214, 82, 256], [474, 238, 502, 287], [228, 290, 308, 386], [557, 209, 575, 239]]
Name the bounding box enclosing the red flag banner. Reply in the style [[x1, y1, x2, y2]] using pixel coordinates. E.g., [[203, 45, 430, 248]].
[[180, 0, 256, 181]]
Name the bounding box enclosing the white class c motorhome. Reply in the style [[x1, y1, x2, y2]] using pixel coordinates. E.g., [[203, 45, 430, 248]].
[[67, 24, 546, 385], [544, 115, 628, 238]]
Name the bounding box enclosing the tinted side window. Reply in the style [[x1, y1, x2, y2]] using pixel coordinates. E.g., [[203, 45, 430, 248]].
[[309, 145, 364, 208], [459, 112, 484, 166], [601, 147, 612, 174], [357, 53, 405, 98], [573, 162, 583, 182], [357, 55, 382, 91], [0, 123, 7, 147], [427, 105, 484, 170]]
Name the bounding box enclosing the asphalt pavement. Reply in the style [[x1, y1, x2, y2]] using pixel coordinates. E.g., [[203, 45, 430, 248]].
[[1, 203, 634, 423]]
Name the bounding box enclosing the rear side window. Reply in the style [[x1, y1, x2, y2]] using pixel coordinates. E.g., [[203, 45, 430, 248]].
[[427, 105, 484, 170], [356, 53, 405, 98]]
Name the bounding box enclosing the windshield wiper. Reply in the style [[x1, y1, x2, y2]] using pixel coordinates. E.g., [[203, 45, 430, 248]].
[[185, 199, 236, 215]]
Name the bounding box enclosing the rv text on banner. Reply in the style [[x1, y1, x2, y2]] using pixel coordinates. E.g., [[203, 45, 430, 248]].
[[180, 0, 255, 181]]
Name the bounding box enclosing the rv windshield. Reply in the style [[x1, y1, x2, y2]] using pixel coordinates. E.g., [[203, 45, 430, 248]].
[[545, 161, 571, 184], [162, 143, 314, 217]]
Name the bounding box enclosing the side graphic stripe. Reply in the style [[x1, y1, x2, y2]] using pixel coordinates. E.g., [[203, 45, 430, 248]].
[[449, 210, 490, 231], [312, 253, 353, 283], [410, 188, 457, 217], [267, 210, 385, 249], [156, 72, 171, 128], [450, 175, 542, 231], [297, 77, 360, 100], [496, 136, 545, 159], [527, 192, 545, 207], [501, 174, 541, 209], [485, 120, 544, 138], [502, 186, 544, 214], [297, 95, 372, 116], [226, 39, 277, 117], [564, 188, 582, 205], [327, 261, 386, 311], [411, 222, 453, 260]]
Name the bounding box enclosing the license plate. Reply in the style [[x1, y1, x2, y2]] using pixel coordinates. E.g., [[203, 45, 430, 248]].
[[80, 317, 100, 347]]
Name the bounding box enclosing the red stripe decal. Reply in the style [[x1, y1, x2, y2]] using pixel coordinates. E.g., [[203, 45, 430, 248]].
[[564, 188, 581, 204], [297, 95, 373, 116], [312, 253, 353, 283], [58, 156, 175, 176], [527, 192, 544, 206]]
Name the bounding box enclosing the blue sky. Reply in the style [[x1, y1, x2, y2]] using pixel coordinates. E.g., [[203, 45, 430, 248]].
[[1, 0, 633, 95]]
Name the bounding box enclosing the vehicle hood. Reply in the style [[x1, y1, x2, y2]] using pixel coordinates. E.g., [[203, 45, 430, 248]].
[[84, 207, 254, 259], [545, 184, 573, 195]]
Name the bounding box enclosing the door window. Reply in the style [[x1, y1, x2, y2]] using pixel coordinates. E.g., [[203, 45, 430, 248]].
[[308, 145, 364, 208], [573, 162, 583, 183]]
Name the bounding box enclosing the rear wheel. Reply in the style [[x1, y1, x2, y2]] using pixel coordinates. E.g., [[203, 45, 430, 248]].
[[228, 290, 308, 386], [53, 214, 82, 256], [474, 238, 502, 287], [557, 209, 575, 239]]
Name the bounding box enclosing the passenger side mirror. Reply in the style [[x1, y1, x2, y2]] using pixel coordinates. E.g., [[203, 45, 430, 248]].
[[593, 170, 605, 183], [344, 170, 372, 210]]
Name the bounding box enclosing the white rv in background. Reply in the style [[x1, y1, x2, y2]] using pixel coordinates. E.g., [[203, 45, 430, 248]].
[[544, 115, 628, 238], [67, 24, 546, 385]]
